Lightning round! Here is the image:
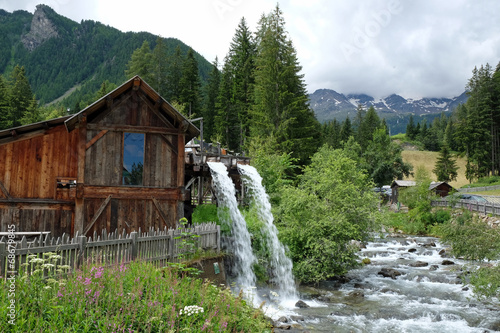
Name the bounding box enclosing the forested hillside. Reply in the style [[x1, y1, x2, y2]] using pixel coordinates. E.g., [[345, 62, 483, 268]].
[[0, 5, 212, 108]]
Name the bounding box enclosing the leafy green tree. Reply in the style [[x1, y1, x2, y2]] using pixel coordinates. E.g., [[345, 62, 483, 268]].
[[179, 48, 201, 117], [251, 5, 320, 165], [438, 210, 500, 300], [125, 40, 153, 83], [363, 128, 413, 187], [276, 145, 380, 283], [433, 143, 459, 182]]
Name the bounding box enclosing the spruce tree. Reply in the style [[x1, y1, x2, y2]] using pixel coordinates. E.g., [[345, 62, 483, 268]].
[[406, 114, 416, 139], [179, 48, 201, 118], [167, 46, 183, 102], [340, 117, 353, 144], [252, 5, 320, 165], [358, 105, 381, 150], [202, 57, 221, 142], [0, 75, 9, 130], [433, 143, 459, 182], [9, 65, 36, 128], [151, 36, 169, 97]]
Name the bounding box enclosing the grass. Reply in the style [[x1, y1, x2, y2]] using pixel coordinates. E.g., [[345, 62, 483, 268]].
[[0, 256, 272, 332], [401, 150, 469, 188]]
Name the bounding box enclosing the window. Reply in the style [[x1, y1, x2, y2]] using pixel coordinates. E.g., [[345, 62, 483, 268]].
[[122, 133, 144, 185]]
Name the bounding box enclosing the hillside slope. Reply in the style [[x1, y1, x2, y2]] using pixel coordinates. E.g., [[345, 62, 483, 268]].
[[0, 5, 212, 107]]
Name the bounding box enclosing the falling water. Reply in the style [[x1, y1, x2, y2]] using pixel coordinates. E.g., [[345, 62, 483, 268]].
[[207, 162, 257, 293], [238, 164, 297, 299]]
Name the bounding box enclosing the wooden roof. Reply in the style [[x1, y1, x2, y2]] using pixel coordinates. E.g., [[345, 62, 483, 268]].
[[0, 76, 199, 145], [64, 76, 199, 141]]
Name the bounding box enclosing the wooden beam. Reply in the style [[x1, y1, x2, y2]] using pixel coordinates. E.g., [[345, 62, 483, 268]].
[[137, 93, 175, 128], [84, 195, 112, 235], [74, 114, 87, 236], [177, 133, 185, 187], [86, 130, 108, 150], [152, 197, 169, 228], [87, 124, 180, 135], [82, 185, 181, 200], [0, 180, 10, 199], [161, 134, 178, 155]]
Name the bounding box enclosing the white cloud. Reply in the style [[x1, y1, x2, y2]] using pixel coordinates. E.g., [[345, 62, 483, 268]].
[[1, 0, 500, 99]]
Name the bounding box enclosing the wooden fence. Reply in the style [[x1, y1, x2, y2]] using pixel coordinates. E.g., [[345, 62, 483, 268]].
[[0, 223, 220, 279], [431, 199, 500, 217], [459, 185, 500, 193]]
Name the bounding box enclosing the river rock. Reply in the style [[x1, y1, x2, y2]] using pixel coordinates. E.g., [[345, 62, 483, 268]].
[[378, 268, 403, 279], [442, 260, 455, 265], [429, 265, 439, 271], [408, 248, 417, 253], [408, 261, 428, 267], [277, 316, 289, 323], [295, 300, 310, 308]]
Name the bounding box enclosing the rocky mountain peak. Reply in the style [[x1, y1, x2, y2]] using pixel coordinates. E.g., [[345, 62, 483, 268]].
[[22, 5, 58, 51]]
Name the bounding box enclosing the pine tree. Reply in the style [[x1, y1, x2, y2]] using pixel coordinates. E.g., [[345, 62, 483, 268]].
[[167, 46, 183, 102], [251, 5, 320, 165], [9, 65, 37, 128], [433, 143, 459, 182], [340, 117, 353, 143], [215, 17, 256, 152], [202, 57, 221, 142], [0, 75, 9, 130], [406, 114, 416, 139], [358, 105, 380, 150], [179, 48, 201, 118], [125, 40, 153, 83], [151, 36, 169, 97]]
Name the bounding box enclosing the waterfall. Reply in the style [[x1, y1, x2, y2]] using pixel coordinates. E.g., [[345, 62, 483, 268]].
[[238, 164, 297, 299], [207, 162, 257, 292]]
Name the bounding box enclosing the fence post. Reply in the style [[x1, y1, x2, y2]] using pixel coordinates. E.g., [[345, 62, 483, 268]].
[[77, 236, 86, 269], [0, 242, 5, 278], [216, 225, 221, 253], [168, 229, 175, 261], [130, 232, 138, 261]]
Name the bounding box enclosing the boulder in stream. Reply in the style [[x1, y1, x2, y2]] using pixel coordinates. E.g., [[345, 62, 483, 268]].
[[442, 260, 455, 265], [378, 268, 403, 279], [408, 261, 428, 267], [295, 300, 310, 308]]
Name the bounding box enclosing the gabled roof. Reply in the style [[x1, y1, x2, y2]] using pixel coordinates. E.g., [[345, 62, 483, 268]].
[[0, 115, 71, 145], [64, 76, 199, 141], [0, 76, 200, 145], [391, 180, 416, 188], [429, 181, 454, 191]]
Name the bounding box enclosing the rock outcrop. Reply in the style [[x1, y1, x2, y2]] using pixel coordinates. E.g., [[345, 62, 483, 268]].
[[22, 5, 59, 51]]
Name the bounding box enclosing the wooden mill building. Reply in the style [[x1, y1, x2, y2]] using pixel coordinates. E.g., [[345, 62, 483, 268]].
[[0, 76, 199, 237]]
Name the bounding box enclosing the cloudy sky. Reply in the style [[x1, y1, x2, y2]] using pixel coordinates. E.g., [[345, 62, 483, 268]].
[[1, 0, 500, 99]]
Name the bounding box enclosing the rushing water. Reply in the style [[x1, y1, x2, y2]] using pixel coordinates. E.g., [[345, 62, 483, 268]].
[[271, 235, 500, 332], [238, 164, 297, 299], [207, 162, 257, 292]]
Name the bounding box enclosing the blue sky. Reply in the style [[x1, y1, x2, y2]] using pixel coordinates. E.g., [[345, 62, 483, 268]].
[[2, 0, 500, 99]]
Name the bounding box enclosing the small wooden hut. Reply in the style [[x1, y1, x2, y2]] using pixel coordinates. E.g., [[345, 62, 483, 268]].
[[0, 76, 199, 237]]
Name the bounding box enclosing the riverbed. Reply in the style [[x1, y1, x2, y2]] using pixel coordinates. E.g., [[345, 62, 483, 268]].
[[269, 235, 500, 332]]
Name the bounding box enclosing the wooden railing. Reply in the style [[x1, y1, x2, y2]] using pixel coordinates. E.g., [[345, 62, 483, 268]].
[[431, 199, 500, 217], [0, 223, 220, 279], [459, 185, 500, 193]]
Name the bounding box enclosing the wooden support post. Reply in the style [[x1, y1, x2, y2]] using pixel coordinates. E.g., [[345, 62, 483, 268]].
[[74, 114, 87, 237], [83, 195, 112, 236], [177, 133, 185, 188], [198, 176, 203, 205], [130, 231, 138, 261]]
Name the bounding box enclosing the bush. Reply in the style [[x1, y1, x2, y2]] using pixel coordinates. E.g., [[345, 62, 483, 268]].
[[0, 261, 272, 332]]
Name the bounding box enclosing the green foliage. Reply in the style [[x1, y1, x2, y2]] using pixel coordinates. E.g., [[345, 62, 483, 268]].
[[436, 210, 500, 300], [275, 145, 380, 283], [433, 143, 459, 182], [191, 204, 220, 224], [179, 48, 202, 118], [0, 261, 272, 332]]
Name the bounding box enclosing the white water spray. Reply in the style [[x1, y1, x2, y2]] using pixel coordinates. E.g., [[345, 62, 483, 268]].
[[238, 164, 297, 299], [207, 162, 257, 293]]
